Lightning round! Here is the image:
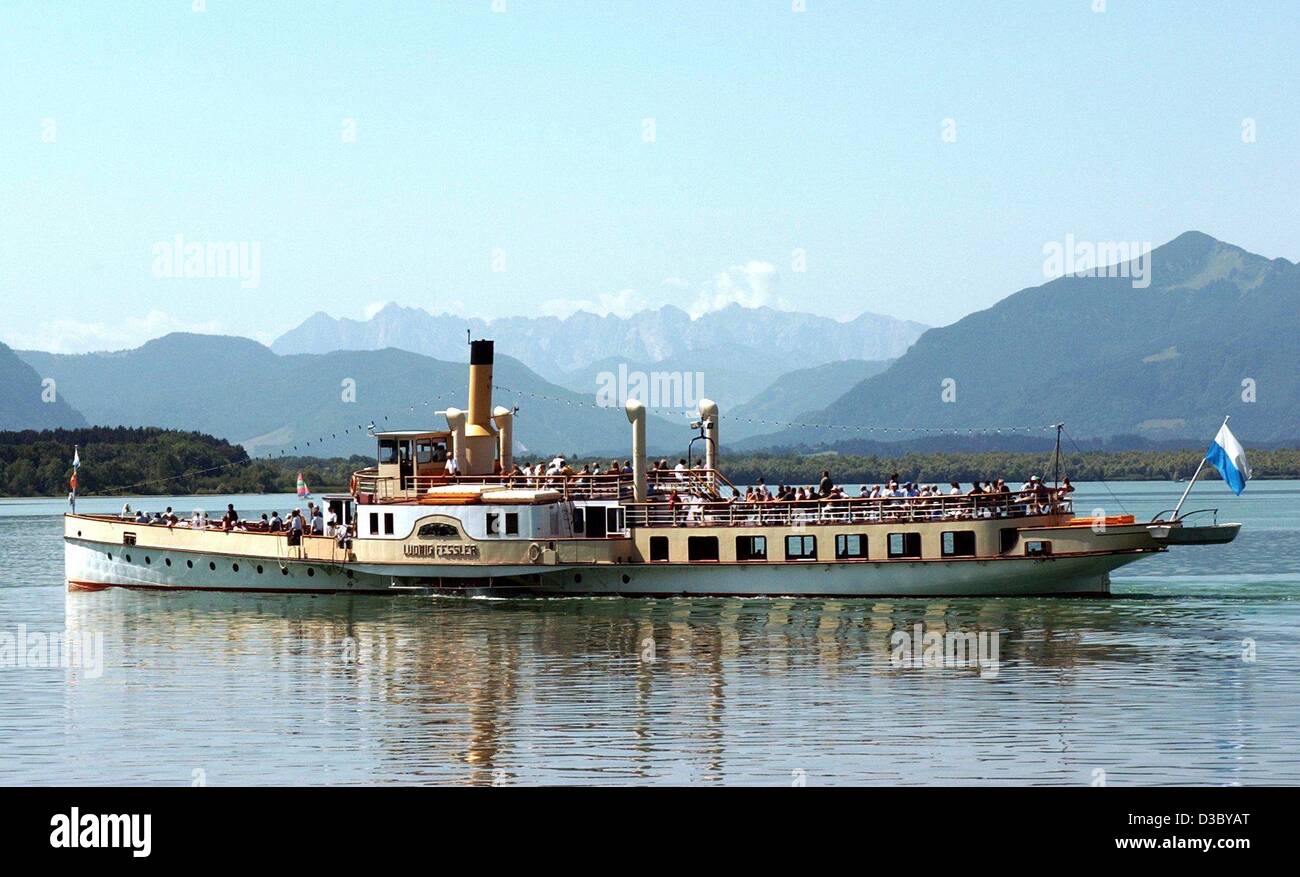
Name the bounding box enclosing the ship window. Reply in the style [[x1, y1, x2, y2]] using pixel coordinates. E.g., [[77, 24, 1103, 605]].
[[369, 512, 379, 534], [123, 532, 136, 546], [606, 507, 624, 532], [888, 532, 922, 558], [418, 522, 458, 538], [378, 439, 399, 465], [835, 534, 868, 559], [687, 536, 719, 562], [572, 507, 585, 533], [650, 536, 669, 562], [1026, 540, 1052, 556], [487, 512, 501, 536], [736, 535, 767, 561], [505, 513, 519, 536], [383, 513, 395, 535], [785, 534, 816, 560], [415, 439, 435, 464], [999, 528, 1019, 554], [941, 531, 976, 557]]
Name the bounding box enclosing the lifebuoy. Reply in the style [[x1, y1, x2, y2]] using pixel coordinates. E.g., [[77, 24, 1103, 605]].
[[349, 474, 359, 494], [527, 542, 543, 564]]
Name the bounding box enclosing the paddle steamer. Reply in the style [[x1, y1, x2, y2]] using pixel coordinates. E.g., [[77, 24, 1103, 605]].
[[64, 340, 1239, 597]]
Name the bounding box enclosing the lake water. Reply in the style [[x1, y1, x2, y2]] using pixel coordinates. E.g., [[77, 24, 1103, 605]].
[[1, 482, 1297, 786]]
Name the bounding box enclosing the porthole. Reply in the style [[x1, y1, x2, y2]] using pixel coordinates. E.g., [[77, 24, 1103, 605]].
[[209, 561, 216, 571], [144, 556, 151, 565], [232, 563, 240, 573], [622, 574, 630, 584], [281, 568, 289, 576], [186, 560, 193, 568], [107, 553, 112, 561], [125, 554, 131, 563], [574, 573, 582, 584], [77, 530, 82, 537], [256, 565, 264, 574], [307, 568, 315, 577], [165, 558, 171, 566]]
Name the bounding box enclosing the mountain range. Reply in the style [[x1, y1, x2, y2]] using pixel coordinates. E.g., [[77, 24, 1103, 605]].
[[8, 231, 1297, 461], [17, 335, 688, 459], [741, 232, 1300, 449], [271, 302, 928, 408], [0, 342, 86, 431]]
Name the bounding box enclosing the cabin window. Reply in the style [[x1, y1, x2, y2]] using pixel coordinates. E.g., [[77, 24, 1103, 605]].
[[369, 513, 379, 534], [487, 512, 502, 536], [606, 506, 625, 533], [650, 536, 669, 562], [572, 507, 585, 534], [418, 522, 457, 538], [1026, 540, 1052, 556], [415, 440, 435, 465], [835, 534, 868, 560], [506, 512, 520, 536], [383, 513, 394, 536], [888, 532, 922, 558], [999, 528, 1019, 554], [941, 531, 976, 557], [736, 535, 767, 561], [378, 439, 399, 465], [688, 536, 719, 562], [785, 534, 816, 561]]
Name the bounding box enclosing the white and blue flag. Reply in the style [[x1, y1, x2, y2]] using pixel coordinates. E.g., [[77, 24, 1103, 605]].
[[1205, 422, 1250, 495]]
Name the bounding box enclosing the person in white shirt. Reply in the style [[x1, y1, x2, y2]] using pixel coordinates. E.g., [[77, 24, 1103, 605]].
[[445, 455, 460, 476]]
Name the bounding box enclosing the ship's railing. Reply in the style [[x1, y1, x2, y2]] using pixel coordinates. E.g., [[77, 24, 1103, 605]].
[[352, 467, 731, 503], [623, 493, 1073, 529]]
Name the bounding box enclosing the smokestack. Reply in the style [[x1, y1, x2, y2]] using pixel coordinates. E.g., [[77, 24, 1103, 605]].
[[493, 406, 513, 473], [462, 339, 499, 475], [625, 399, 646, 501], [698, 398, 719, 473]]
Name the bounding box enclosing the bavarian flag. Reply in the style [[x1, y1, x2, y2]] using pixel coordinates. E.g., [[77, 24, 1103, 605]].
[[1205, 421, 1250, 496]]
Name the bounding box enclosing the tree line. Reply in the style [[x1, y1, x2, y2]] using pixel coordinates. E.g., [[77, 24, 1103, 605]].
[[3, 427, 1299, 497]]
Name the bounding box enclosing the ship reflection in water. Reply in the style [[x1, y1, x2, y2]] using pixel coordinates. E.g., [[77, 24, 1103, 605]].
[[47, 586, 1299, 786]]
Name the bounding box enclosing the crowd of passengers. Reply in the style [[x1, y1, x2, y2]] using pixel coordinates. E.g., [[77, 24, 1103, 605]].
[[117, 500, 355, 546]]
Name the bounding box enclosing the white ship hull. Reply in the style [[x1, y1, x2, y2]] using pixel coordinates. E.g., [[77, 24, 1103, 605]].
[[66, 538, 1132, 597]]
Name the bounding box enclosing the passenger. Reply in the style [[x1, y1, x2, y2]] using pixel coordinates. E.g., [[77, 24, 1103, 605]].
[[949, 481, 962, 496], [445, 455, 460, 477], [134, 510, 150, 524], [269, 511, 283, 533], [818, 470, 833, 497], [311, 508, 325, 535], [120, 503, 132, 519], [622, 460, 632, 475], [1057, 477, 1075, 499], [257, 513, 270, 532], [286, 510, 304, 546], [674, 459, 689, 482], [326, 507, 338, 538], [222, 504, 239, 530]]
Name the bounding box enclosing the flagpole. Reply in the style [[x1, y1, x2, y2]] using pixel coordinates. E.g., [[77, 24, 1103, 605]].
[[1171, 415, 1229, 520]]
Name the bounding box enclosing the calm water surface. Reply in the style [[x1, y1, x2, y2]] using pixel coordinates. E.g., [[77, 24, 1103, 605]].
[[1, 482, 1297, 786]]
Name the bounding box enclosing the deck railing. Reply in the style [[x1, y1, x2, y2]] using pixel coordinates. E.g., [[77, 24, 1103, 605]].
[[623, 493, 1073, 528], [352, 466, 730, 503]]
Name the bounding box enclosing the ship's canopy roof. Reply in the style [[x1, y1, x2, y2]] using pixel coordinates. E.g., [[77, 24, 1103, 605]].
[[373, 429, 450, 439]]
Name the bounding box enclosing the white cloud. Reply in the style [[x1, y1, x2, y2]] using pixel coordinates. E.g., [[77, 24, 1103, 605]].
[[540, 288, 648, 319], [688, 260, 780, 318], [5, 310, 226, 354]]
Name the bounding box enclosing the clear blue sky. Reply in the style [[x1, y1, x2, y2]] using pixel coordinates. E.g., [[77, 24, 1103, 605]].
[[1, 0, 1296, 352]]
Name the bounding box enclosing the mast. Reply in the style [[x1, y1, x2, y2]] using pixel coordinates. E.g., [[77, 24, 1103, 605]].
[[1052, 423, 1063, 489]]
